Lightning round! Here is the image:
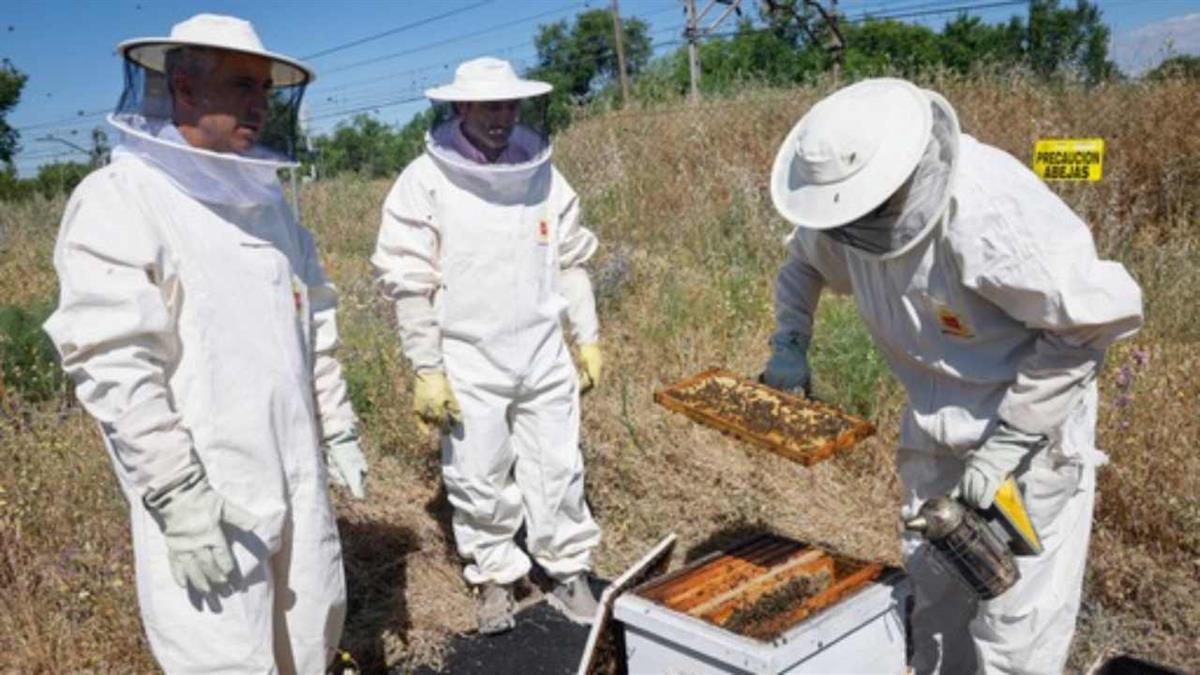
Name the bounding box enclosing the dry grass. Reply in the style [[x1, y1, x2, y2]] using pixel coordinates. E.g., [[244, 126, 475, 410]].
[[2, 74, 1197, 673]]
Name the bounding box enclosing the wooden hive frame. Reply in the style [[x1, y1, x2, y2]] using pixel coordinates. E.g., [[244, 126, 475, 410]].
[[654, 368, 876, 466], [634, 534, 885, 642]]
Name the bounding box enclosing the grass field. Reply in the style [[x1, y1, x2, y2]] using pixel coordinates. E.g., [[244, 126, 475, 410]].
[[2, 73, 1197, 672]]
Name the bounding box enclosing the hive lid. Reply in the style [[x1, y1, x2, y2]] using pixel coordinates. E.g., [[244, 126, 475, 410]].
[[577, 533, 677, 675]]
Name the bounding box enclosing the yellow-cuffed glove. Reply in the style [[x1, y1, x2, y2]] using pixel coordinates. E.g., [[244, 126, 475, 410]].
[[578, 343, 603, 395], [413, 371, 463, 434]]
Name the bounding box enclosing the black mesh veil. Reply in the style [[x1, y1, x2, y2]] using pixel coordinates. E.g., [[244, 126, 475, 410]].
[[111, 47, 307, 164], [426, 95, 551, 162]]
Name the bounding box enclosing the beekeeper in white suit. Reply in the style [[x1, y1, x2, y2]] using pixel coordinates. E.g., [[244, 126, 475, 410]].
[[43, 14, 365, 673], [762, 78, 1142, 674], [372, 57, 603, 634]]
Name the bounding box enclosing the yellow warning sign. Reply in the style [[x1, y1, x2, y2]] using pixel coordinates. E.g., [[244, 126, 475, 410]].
[[1033, 138, 1104, 181]]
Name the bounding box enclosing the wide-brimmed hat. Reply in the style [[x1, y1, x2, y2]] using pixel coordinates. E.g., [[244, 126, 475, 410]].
[[117, 13, 314, 87], [425, 57, 552, 102], [770, 78, 932, 230]]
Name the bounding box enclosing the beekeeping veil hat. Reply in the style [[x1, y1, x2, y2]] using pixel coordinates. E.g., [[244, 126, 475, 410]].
[[424, 57, 551, 102], [107, 14, 314, 205], [422, 57, 555, 200], [770, 78, 960, 258], [119, 13, 313, 88]]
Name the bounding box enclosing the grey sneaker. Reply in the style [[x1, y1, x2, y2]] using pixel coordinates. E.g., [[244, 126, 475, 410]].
[[477, 583, 516, 635], [546, 574, 599, 625]]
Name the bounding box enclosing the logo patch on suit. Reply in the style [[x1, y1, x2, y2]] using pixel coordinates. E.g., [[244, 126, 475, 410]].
[[937, 306, 974, 338], [537, 219, 550, 245], [291, 276, 304, 315]]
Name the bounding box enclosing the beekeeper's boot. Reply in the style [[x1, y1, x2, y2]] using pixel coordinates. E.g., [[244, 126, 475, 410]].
[[546, 573, 599, 625], [477, 582, 516, 635]]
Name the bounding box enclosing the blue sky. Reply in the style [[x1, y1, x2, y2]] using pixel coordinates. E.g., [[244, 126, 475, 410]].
[[4, 0, 1198, 176]]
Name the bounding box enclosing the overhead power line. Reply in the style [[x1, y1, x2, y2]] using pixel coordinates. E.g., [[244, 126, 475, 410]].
[[306, 24, 689, 122], [15, 108, 108, 133], [307, 20, 687, 116], [301, 0, 495, 60], [11, 0, 1047, 157], [322, 1, 587, 75], [13, 1, 586, 133], [853, 0, 1027, 22]]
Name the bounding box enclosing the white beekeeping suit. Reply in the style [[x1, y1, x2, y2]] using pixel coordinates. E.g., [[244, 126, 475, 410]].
[[42, 14, 361, 674], [372, 58, 602, 632], [765, 79, 1143, 674]]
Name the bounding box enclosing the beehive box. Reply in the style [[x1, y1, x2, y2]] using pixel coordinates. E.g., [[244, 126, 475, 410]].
[[654, 368, 875, 466], [614, 534, 909, 674]]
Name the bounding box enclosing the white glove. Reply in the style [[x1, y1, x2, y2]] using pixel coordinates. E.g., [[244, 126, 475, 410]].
[[325, 429, 368, 500], [957, 422, 1046, 509], [143, 464, 258, 594]]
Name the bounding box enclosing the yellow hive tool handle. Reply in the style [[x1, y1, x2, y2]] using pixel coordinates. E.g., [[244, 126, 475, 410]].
[[989, 476, 1043, 556]]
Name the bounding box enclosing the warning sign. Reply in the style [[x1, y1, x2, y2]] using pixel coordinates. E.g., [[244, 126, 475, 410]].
[[1033, 138, 1104, 181]]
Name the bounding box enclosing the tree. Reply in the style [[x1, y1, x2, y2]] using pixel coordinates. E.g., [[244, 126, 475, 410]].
[[0, 165, 33, 202], [532, 9, 652, 98], [651, 0, 1119, 93], [0, 59, 29, 166], [1146, 55, 1200, 81], [840, 19, 944, 77], [939, 14, 1024, 73], [1026, 0, 1115, 83], [529, 9, 652, 129], [309, 109, 432, 179], [676, 19, 825, 95], [34, 160, 91, 197]]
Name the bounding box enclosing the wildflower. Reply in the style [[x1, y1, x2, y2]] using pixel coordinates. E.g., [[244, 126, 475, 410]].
[[1132, 349, 1150, 368], [1115, 364, 1133, 389]]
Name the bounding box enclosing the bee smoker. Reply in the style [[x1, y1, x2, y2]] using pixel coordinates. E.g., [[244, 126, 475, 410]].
[[904, 496, 1020, 600]]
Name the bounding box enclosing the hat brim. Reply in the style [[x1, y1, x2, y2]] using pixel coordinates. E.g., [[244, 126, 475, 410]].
[[770, 79, 932, 230], [424, 79, 552, 102], [118, 38, 314, 87]]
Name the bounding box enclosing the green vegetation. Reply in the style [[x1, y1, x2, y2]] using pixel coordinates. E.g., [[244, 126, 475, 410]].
[[527, 8, 653, 131], [1148, 54, 1200, 81], [809, 297, 893, 418], [0, 58, 27, 166], [2, 2, 1198, 670], [0, 302, 65, 403], [3, 73, 1198, 675], [281, 0, 1132, 181]]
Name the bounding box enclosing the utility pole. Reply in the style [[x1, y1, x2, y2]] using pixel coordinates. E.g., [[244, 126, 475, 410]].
[[611, 0, 631, 107], [829, 0, 843, 81], [37, 130, 109, 168], [684, 0, 701, 103], [683, 0, 743, 103]]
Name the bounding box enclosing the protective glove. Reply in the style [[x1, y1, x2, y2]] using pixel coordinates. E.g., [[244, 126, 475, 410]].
[[578, 343, 603, 395], [325, 428, 368, 500], [413, 370, 463, 433], [957, 421, 1047, 509], [761, 332, 812, 396], [143, 463, 257, 594]]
